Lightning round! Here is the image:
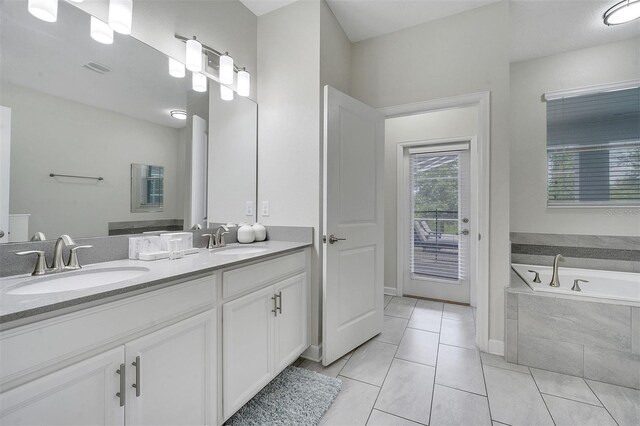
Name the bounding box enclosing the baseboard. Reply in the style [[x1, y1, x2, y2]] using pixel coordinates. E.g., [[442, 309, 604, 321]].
[[488, 339, 504, 356], [301, 344, 322, 362], [384, 286, 398, 296]]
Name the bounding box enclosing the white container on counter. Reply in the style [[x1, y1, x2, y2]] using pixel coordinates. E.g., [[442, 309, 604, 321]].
[[252, 223, 267, 242], [237, 224, 255, 244]]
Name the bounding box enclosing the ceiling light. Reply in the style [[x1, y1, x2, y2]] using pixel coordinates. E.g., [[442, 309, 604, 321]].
[[168, 58, 185, 78], [170, 110, 187, 120], [604, 0, 640, 25], [90, 17, 114, 45], [186, 37, 202, 72], [220, 85, 234, 101], [67, 0, 84, 3], [28, 0, 58, 23], [237, 68, 250, 97], [108, 0, 133, 35], [192, 72, 207, 93], [219, 53, 234, 85]]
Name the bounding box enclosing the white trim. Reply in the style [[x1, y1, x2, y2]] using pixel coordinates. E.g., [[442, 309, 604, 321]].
[[488, 339, 505, 356], [300, 344, 322, 363], [408, 142, 470, 154], [384, 286, 398, 296], [543, 79, 640, 101], [380, 91, 491, 353]]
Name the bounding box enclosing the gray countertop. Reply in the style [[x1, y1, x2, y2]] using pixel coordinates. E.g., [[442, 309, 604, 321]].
[[0, 241, 310, 328]]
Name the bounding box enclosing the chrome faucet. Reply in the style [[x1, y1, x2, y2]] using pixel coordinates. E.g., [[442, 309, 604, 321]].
[[215, 225, 230, 248], [549, 254, 564, 287], [50, 235, 76, 272]]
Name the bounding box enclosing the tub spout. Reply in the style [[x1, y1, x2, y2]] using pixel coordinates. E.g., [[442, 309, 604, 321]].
[[549, 254, 564, 287]]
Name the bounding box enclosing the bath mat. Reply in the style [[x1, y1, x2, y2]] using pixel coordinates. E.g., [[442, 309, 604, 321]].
[[225, 366, 342, 426]]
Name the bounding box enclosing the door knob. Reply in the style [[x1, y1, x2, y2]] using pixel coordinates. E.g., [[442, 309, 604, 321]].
[[460, 229, 469, 235], [325, 234, 346, 244]]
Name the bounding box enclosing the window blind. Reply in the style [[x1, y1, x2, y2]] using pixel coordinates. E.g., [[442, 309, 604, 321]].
[[546, 86, 640, 206]]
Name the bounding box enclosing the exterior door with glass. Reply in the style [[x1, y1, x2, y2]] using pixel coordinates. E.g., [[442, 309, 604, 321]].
[[402, 143, 471, 303]]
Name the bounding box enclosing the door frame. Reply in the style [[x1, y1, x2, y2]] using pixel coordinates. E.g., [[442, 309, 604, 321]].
[[379, 91, 490, 353]]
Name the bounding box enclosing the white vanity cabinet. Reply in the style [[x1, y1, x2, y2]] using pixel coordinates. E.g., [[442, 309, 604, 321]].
[[221, 251, 309, 419]]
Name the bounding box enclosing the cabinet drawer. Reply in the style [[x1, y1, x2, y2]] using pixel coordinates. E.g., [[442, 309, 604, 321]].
[[222, 251, 306, 300], [0, 274, 216, 389]]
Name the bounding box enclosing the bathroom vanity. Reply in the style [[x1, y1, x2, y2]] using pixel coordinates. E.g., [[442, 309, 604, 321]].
[[0, 242, 311, 425]]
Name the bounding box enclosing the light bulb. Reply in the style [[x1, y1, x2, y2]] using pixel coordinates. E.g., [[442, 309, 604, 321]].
[[168, 58, 185, 78], [604, 0, 640, 25], [28, 0, 58, 23], [90, 17, 114, 45], [219, 53, 234, 85], [108, 0, 133, 35], [220, 85, 234, 101], [186, 38, 202, 72], [237, 69, 250, 97], [192, 73, 207, 93]]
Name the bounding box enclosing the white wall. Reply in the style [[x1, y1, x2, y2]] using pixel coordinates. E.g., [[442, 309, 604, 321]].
[[385, 107, 478, 292], [4, 83, 182, 239], [350, 1, 511, 345], [510, 37, 640, 236]]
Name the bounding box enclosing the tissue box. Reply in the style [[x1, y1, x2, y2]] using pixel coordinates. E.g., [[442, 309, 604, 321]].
[[129, 236, 162, 260], [159, 232, 193, 251]]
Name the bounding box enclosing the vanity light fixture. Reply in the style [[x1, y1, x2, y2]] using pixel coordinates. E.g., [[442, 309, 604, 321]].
[[27, 0, 58, 23], [90, 17, 114, 45], [219, 53, 234, 85], [220, 85, 234, 101], [192, 72, 207, 93], [170, 110, 187, 120], [108, 0, 133, 35], [237, 68, 250, 97], [168, 58, 186, 78], [604, 0, 640, 25], [186, 37, 203, 72]]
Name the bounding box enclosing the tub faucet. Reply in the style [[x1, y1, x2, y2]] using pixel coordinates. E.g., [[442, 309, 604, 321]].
[[549, 254, 564, 287]]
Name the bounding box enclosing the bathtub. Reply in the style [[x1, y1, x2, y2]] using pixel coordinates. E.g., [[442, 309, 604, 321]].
[[511, 263, 640, 304]]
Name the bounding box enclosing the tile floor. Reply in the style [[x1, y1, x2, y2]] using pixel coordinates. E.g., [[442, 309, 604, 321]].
[[297, 296, 640, 426]]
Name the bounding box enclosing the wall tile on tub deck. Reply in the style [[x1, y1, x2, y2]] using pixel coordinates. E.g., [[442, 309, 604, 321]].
[[584, 346, 640, 390], [518, 293, 631, 352], [517, 335, 584, 377], [505, 319, 517, 363], [633, 308, 640, 356], [506, 292, 518, 320]]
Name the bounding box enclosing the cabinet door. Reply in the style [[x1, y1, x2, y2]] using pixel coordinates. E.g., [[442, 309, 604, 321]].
[[0, 347, 124, 426], [274, 273, 308, 371], [222, 285, 275, 418], [125, 310, 216, 426]]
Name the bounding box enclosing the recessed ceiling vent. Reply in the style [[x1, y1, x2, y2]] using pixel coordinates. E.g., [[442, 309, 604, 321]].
[[82, 62, 111, 74]]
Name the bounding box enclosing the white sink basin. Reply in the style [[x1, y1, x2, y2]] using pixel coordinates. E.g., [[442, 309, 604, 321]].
[[213, 246, 269, 256], [6, 267, 150, 295]]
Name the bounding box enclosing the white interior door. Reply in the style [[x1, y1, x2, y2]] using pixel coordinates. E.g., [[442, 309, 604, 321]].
[[322, 86, 384, 366], [0, 106, 11, 243], [402, 143, 472, 303]]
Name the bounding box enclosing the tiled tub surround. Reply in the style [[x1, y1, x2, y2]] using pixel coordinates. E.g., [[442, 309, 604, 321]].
[[510, 232, 640, 273], [506, 270, 640, 389]]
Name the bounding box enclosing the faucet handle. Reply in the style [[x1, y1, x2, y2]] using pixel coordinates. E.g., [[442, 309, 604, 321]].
[[15, 250, 48, 276], [527, 270, 541, 283], [66, 245, 93, 270], [571, 279, 589, 292], [202, 234, 215, 249]]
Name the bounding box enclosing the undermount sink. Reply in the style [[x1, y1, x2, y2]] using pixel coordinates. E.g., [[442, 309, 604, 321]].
[[213, 246, 269, 256], [6, 267, 150, 295]]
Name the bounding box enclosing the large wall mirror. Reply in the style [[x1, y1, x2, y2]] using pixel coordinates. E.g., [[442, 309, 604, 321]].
[[0, 0, 257, 243]]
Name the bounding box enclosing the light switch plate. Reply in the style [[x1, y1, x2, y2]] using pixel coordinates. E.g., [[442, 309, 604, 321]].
[[245, 201, 254, 216], [261, 201, 270, 216]]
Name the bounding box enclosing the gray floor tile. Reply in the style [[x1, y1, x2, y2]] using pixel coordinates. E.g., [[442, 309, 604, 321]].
[[408, 301, 442, 333], [374, 359, 435, 424], [480, 352, 530, 374], [340, 340, 397, 386], [531, 368, 601, 406], [319, 376, 380, 426], [440, 318, 476, 349], [384, 294, 393, 307], [483, 365, 554, 426], [367, 409, 422, 426], [587, 380, 640, 426], [442, 303, 474, 322], [395, 328, 439, 366], [384, 297, 418, 319], [374, 316, 409, 345], [430, 384, 491, 426], [342, 350, 355, 360], [436, 344, 486, 395], [299, 358, 347, 378], [543, 394, 617, 426]]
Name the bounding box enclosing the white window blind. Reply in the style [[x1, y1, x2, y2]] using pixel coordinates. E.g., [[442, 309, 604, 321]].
[[546, 86, 640, 206]]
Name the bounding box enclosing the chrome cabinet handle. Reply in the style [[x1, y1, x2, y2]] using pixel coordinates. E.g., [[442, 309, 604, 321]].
[[15, 250, 48, 276], [527, 270, 541, 283], [271, 295, 278, 317], [0, 230, 4, 238], [571, 279, 589, 292], [116, 363, 126, 407], [460, 229, 470, 236], [276, 291, 282, 314], [328, 234, 346, 244], [132, 356, 141, 397]]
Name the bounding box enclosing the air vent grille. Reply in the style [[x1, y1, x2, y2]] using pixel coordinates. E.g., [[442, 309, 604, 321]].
[[83, 62, 111, 74]]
